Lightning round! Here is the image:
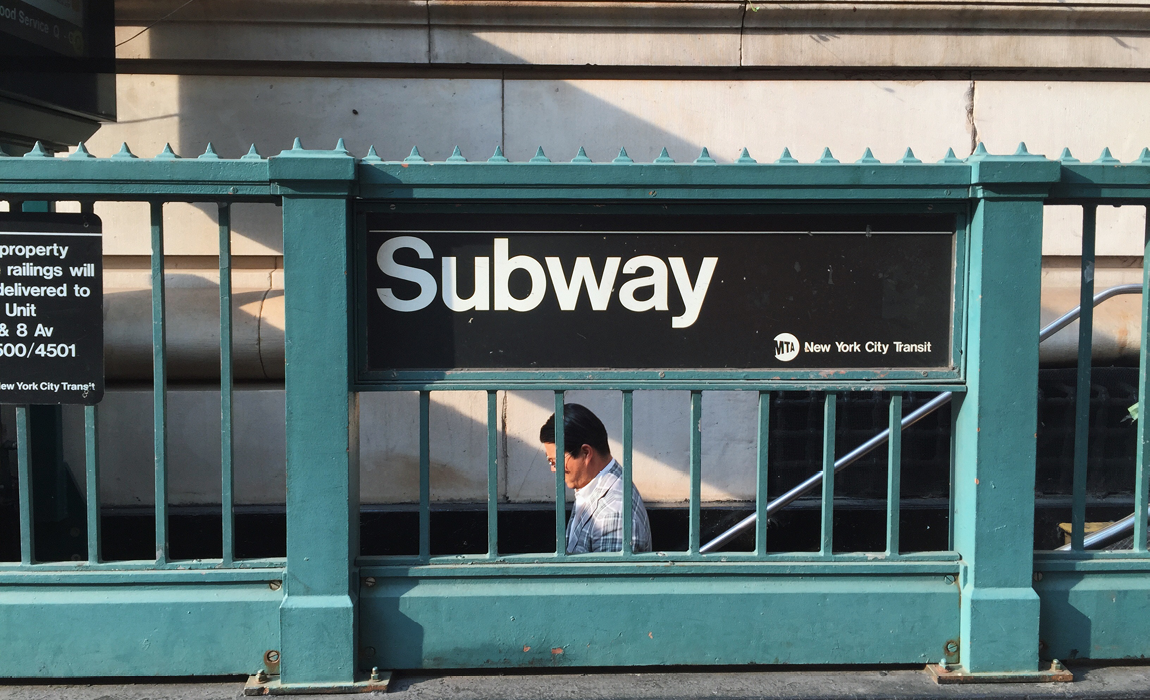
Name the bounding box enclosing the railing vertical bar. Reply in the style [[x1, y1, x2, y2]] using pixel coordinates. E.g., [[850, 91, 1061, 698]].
[[218, 202, 235, 565], [84, 405, 101, 563], [554, 393, 566, 557], [622, 390, 634, 557], [419, 391, 431, 562], [821, 394, 837, 556], [885, 394, 903, 557], [1071, 205, 1097, 551], [1136, 206, 1150, 553], [150, 201, 168, 564], [16, 407, 33, 565], [486, 390, 498, 559], [948, 396, 958, 551], [755, 391, 770, 558], [689, 390, 702, 555]]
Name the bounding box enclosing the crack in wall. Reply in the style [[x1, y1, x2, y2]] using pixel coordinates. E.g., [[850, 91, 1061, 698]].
[[425, 0, 433, 64], [739, 2, 748, 67], [255, 265, 274, 380], [966, 77, 979, 155]]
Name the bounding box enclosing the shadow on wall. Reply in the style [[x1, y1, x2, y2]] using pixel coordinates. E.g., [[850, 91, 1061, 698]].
[[64, 43, 982, 511], [147, 20, 978, 165], [167, 66, 970, 509], [55, 388, 287, 509], [104, 287, 282, 381], [360, 388, 951, 509], [36, 385, 946, 526]]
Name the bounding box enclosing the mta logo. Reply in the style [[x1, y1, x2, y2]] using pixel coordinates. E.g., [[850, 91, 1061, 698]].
[[774, 333, 799, 362]]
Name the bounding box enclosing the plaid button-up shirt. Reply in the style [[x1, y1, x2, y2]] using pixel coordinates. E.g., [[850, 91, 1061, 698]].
[[566, 459, 652, 554]]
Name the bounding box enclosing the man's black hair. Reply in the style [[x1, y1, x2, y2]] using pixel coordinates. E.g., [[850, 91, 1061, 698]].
[[539, 403, 610, 456]]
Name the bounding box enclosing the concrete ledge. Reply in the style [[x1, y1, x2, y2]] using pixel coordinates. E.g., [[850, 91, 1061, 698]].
[[928, 660, 1074, 683], [114, 0, 1150, 68]]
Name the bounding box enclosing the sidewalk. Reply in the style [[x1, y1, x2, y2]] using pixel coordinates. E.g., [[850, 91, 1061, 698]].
[[2, 664, 1149, 700]]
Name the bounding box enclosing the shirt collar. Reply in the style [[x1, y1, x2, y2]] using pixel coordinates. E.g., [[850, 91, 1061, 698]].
[[575, 459, 620, 500]]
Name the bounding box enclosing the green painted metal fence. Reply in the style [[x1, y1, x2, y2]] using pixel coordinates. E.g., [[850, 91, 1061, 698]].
[[0, 140, 1148, 688]]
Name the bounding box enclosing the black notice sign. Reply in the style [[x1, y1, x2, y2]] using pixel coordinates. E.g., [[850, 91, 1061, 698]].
[[363, 212, 955, 371], [0, 213, 103, 404]]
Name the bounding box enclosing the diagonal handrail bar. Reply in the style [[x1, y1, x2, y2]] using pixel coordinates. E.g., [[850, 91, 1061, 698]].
[[1056, 512, 1140, 551], [701, 283, 1144, 554]]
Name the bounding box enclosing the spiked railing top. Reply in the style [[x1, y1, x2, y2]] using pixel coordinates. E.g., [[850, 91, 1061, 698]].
[[3, 140, 1150, 202], [8, 141, 1150, 166]]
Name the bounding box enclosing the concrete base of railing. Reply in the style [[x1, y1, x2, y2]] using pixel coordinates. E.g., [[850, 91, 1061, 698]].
[[927, 660, 1073, 684], [243, 672, 391, 696]]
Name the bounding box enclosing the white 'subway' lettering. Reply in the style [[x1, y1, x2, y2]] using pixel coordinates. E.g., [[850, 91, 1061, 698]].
[[376, 237, 717, 329]]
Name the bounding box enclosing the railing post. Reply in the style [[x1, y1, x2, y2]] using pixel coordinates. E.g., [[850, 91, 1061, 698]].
[[955, 145, 1059, 674], [269, 139, 358, 688]]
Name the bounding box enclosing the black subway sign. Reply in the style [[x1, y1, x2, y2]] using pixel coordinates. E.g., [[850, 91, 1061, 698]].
[[362, 211, 955, 372], [0, 213, 103, 404]]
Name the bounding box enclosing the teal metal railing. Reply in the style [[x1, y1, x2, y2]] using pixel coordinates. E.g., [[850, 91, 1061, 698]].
[[1038, 151, 1150, 557], [2, 140, 1150, 682], [1, 144, 282, 573], [1038, 203, 1150, 555], [366, 386, 953, 564]]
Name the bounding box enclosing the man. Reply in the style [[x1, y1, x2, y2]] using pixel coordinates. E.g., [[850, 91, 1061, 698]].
[[540, 403, 652, 554]]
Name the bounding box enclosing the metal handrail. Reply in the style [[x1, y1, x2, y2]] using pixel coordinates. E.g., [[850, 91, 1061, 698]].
[[1056, 512, 1141, 551], [700, 283, 1144, 554]]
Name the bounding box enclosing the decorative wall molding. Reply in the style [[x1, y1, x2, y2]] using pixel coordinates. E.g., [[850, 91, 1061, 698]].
[[115, 0, 1150, 69]]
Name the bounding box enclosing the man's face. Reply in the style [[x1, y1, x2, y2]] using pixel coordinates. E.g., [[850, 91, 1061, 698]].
[[544, 442, 598, 489]]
